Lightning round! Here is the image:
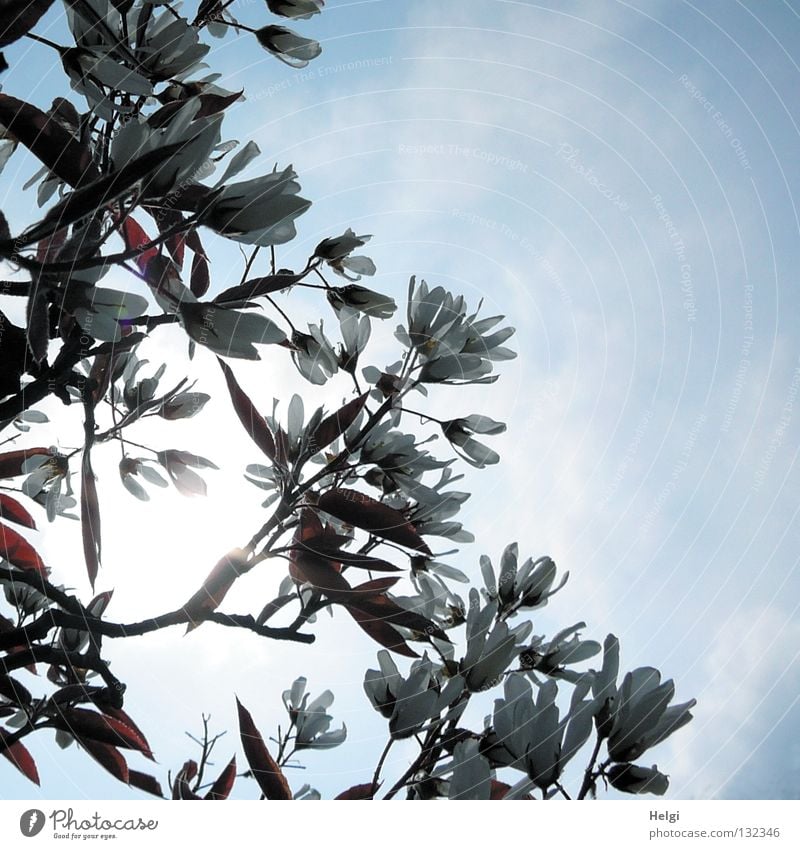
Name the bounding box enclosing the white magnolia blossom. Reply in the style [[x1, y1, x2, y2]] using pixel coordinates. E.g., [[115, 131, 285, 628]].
[[255, 25, 322, 68], [267, 0, 325, 20], [112, 98, 223, 197], [396, 277, 516, 386], [484, 674, 594, 791], [200, 166, 311, 246], [606, 666, 696, 763], [291, 324, 338, 385], [481, 544, 568, 615], [282, 677, 346, 750], [461, 589, 520, 692], [607, 763, 669, 796], [137, 12, 210, 80], [156, 449, 218, 497], [441, 414, 506, 468], [119, 457, 169, 502], [328, 284, 394, 316], [448, 739, 491, 800]]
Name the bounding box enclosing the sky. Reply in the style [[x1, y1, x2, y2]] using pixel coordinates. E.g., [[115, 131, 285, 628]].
[[1, 0, 799, 801]]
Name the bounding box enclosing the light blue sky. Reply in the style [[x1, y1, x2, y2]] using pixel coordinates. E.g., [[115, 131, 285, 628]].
[[1, 0, 798, 800]]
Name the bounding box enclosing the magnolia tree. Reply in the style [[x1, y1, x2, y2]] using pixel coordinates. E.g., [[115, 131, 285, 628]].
[[0, 0, 695, 801]]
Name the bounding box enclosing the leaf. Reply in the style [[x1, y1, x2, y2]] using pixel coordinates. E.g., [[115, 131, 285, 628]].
[[190, 251, 210, 297], [19, 143, 184, 247], [0, 93, 99, 189], [0, 1, 56, 48], [80, 739, 129, 784], [80, 452, 101, 589], [205, 755, 237, 800], [235, 697, 292, 800], [217, 359, 275, 460], [0, 673, 32, 707], [213, 272, 302, 307], [181, 548, 250, 631], [345, 604, 417, 658], [120, 217, 158, 272], [304, 545, 402, 573], [0, 729, 40, 785], [99, 706, 154, 761], [349, 591, 448, 642], [0, 494, 36, 529], [311, 393, 368, 453], [0, 521, 46, 573], [0, 447, 49, 479], [56, 707, 154, 759], [25, 292, 49, 364], [335, 782, 377, 800], [317, 489, 431, 554], [128, 769, 165, 798], [172, 759, 200, 799]]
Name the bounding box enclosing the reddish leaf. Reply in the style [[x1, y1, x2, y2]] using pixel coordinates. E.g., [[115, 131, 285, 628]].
[[80, 453, 101, 589], [120, 217, 158, 272], [0, 447, 49, 479], [172, 759, 200, 799], [128, 769, 165, 798], [217, 359, 275, 460], [349, 592, 448, 642], [311, 393, 368, 453], [57, 708, 154, 759], [98, 706, 154, 761], [80, 739, 129, 784], [0, 0, 56, 48], [335, 782, 377, 800], [0, 673, 32, 707], [0, 521, 46, 573], [317, 489, 431, 554], [302, 545, 402, 573], [0, 94, 98, 189], [350, 577, 401, 595], [0, 730, 40, 785], [236, 698, 292, 800], [0, 494, 36, 529], [191, 251, 210, 297], [197, 89, 244, 117], [214, 272, 303, 307], [205, 755, 237, 800], [181, 548, 250, 632], [345, 604, 418, 658]]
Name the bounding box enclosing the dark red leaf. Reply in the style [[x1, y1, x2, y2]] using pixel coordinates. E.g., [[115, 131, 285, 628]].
[[80, 453, 101, 589], [181, 548, 250, 631], [317, 488, 431, 554], [0, 729, 40, 785], [205, 755, 237, 800], [217, 359, 275, 460], [213, 272, 303, 307], [0, 447, 50, 479], [128, 769, 165, 798], [80, 739, 129, 784], [335, 782, 377, 800], [0, 521, 46, 573], [120, 217, 158, 272], [311, 393, 368, 453], [190, 251, 210, 297], [236, 698, 292, 800], [98, 706, 154, 761], [350, 577, 401, 595], [172, 759, 200, 799], [0, 94, 98, 189], [0, 0, 56, 48], [349, 592, 448, 642], [57, 708, 154, 759], [302, 545, 402, 573], [0, 673, 32, 707], [345, 604, 418, 658], [0, 494, 36, 529]]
